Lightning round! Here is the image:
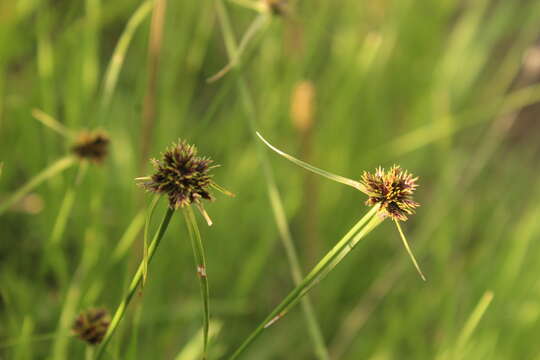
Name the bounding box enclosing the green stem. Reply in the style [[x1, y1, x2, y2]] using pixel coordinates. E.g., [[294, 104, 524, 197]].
[[0, 155, 77, 215], [454, 291, 494, 358], [213, 2, 330, 358], [99, 0, 153, 117], [183, 206, 210, 359], [228, 206, 382, 360], [96, 205, 174, 359], [142, 195, 160, 287]]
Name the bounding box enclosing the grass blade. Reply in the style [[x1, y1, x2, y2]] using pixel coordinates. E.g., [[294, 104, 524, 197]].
[[96, 205, 174, 359], [31, 109, 74, 139], [455, 291, 494, 357], [175, 320, 223, 360], [99, 0, 153, 113], [142, 195, 160, 287], [183, 206, 211, 359], [256, 132, 366, 193], [111, 210, 146, 263], [228, 205, 381, 359], [207, 14, 268, 83], [0, 156, 77, 215]]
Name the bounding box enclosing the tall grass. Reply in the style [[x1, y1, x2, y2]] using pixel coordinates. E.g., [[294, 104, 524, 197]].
[[1, 0, 540, 359]]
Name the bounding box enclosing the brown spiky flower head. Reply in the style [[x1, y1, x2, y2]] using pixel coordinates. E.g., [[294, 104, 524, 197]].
[[263, 0, 290, 16], [72, 308, 111, 345], [137, 140, 232, 223], [360, 165, 419, 221], [71, 130, 110, 163]]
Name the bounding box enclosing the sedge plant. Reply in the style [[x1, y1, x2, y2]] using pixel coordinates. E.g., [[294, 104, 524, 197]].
[[96, 139, 232, 359], [227, 133, 425, 359]]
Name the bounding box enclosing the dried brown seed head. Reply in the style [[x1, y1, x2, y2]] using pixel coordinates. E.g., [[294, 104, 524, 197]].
[[138, 140, 231, 211], [71, 130, 110, 163], [72, 308, 111, 345]]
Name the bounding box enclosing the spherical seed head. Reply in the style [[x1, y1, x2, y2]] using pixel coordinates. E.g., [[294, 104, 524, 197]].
[[139, 140, 216, 209], [263, 0, 289, 16], [360, 165, 419, 221], [72, 308, 111, 345], [71, 130, 110, 163]]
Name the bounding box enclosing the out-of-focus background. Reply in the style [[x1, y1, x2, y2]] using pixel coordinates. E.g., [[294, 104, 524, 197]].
[[1, 0, 540, 359]]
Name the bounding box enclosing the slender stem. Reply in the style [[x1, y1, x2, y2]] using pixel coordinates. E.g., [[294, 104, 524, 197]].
[[454, 291, 494, 358], [42, 163, 88, 287], [394, 220, 426, 281], [142, 195, 160, 287], [228, 206, 381, 360], [111, 210, 146, 263], [96, 206, 174, 359], [207, 14, 269, 83], [0, 155, 77, 215], [31, 108, 75, 139], [213, 2, 330, 358], [183, 206, 210, 359], [50, 163, 87, 246], [99, 1, 153, 114], [276, 214, 385, 320]]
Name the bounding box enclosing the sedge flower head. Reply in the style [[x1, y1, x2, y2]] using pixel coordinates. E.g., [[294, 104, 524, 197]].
[[263, 0, 289, 16], [71, 130, 110, 163], [138, 140, 230, 211], [72, 308, 110, 345], [360, 165, 419, 221]]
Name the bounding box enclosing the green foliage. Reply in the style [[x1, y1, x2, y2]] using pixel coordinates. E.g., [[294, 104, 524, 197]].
[[1, 0, 540, 359]]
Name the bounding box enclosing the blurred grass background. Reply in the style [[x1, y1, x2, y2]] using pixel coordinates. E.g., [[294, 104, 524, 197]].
[[1, 0, 540, 358]]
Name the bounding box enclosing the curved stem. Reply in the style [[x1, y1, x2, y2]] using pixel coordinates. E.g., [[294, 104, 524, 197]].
[[256, 132, 367, 194]]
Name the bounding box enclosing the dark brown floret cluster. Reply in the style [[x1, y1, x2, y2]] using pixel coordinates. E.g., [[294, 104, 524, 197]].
[[71, 130, 109, 163], [139, 140, 217, 209], [360, 165, 419, 221], [72, 308, 111, 345], [264, 0, 289, 16]]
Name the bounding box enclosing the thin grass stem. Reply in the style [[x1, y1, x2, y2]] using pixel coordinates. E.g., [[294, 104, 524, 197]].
[[31, 109, 74, 139], [214, 2, 330, 358], [276, 213, 385, 320], [111, 210, 146, 263], [207, 14, 268, 83], [183, 206, 211, 359], [96, 205, 174, 359], [228, 205, 381, 359], [99, 1, 153, 114], [142, 195, 160, 287], [174, 320, 223, 360], [0, 155, 77, 215], [455, 291, 494, 357]]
